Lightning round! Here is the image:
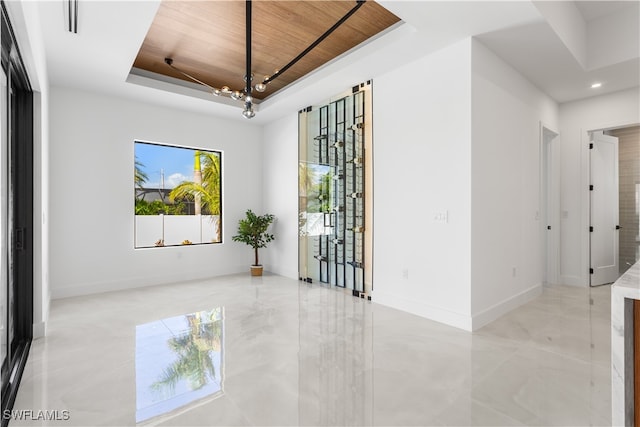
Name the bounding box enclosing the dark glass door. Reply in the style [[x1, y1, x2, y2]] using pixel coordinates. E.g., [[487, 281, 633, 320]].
[[1, 3, 34, 424], [0, 55, 9, 406]]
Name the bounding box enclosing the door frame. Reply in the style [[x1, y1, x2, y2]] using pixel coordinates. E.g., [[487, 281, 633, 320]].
[[540, 122, 559, 285], [582, 122, 639, 287]]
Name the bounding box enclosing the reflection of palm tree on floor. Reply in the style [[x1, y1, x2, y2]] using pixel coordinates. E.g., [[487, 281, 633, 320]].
[[169, 152, 222, 241], [151, 310, 222, 396]]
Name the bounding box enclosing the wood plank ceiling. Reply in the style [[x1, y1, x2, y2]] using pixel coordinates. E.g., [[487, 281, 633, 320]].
[[132, 0, 401, 100]]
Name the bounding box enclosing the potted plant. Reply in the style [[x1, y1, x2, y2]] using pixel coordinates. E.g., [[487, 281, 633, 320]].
[[232, 209, 275, 276]]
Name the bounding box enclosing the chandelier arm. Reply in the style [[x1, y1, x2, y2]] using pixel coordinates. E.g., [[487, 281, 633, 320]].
[[263, 0, 366, 85], [164, 58, 230, 94]]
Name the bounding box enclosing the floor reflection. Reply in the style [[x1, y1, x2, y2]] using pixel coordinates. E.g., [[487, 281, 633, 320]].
[[135, 307, 224, 424], [10, 275, 612, 426], [297, 287, 374, 426]]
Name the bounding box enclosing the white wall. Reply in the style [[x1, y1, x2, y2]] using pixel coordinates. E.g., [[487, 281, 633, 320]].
[[558, 88, 640, 286], [372, 39, 473, 330], [5, 1, 51, 338], [258, 35, 564, 332], [49, 87, 263, 298], [470, 39, 559, 328], [262, 113, 299, 279]]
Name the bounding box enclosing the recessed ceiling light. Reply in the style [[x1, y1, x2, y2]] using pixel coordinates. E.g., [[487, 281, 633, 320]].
[[591, 82, 602, 89]]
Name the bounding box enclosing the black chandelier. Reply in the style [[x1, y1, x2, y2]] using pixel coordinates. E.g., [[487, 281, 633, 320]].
[[165, 0, 366, 119]]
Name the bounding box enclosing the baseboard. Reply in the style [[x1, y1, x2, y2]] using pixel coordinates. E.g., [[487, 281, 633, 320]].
[[372, 290, 473, 331], [51, 265, 247, 299], [364, 283, 544, 332], [32, 321, 46, 339], [560, 274, 587, 287], [471, 283, 543, 331], [265, 267, 298, 280]]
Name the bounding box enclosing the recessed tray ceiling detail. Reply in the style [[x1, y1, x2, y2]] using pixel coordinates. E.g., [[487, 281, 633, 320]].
[[132, 0, 400, 100]]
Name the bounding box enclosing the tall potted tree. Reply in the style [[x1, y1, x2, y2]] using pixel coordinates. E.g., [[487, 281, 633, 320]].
[[232, 210, 275, 276]]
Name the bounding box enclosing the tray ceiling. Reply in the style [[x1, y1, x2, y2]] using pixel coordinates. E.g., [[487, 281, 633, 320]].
[[132, 0, 400, 100]]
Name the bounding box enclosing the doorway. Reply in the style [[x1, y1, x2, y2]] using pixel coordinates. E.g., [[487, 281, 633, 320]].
[[589, 126, 640, 286], [608, 126, 640, 276]]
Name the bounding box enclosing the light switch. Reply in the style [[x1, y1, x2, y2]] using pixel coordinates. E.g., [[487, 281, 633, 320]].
[[433, 211, 448, 223]]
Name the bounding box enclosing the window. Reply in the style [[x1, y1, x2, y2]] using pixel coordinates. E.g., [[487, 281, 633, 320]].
[[134, 141, 222, 248]]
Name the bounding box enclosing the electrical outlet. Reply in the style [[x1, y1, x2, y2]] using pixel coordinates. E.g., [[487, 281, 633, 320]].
[[512, 267, 517, 277], [402, 268, 409, 279]]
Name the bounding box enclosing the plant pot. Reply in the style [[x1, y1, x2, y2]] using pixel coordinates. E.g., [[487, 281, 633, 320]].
[[251, 265, 263, 276]]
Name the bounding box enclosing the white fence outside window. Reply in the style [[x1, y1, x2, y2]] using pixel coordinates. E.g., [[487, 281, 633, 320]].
[[135, 215, 220, 247]]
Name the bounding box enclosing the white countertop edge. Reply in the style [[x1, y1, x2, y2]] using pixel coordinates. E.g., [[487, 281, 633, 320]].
[[611, 261, 640, 300]]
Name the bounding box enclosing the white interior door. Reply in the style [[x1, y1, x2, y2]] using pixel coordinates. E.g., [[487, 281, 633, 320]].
[[590, 131, 619, 286], [541, 126, 559, 284]]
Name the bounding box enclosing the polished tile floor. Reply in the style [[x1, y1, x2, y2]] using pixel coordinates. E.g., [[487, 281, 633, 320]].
[[11, 274, 611, 426]]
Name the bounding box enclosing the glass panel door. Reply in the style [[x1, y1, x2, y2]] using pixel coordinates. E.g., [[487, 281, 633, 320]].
[[298, 84, 371, 295]]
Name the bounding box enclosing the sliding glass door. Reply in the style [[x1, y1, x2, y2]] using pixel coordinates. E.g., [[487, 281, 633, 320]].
[[0, 58, 8, 405], [1, 3, 34, 422]]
